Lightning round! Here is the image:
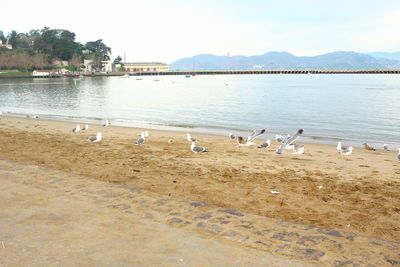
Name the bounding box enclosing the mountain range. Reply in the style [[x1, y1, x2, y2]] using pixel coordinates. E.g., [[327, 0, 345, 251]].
[[169, 51, 400, 70]]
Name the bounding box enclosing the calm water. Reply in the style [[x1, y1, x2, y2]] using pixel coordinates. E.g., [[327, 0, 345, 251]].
[[0, 74, 399, 148]]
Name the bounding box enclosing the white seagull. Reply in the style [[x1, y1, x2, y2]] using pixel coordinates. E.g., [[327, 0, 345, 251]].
[[275, 134, 290, 143], [337, 141, 347, 151], [190, 141, 207, 153], [291, 144, 305, 155], [87, 132, 102, 142], [72, 124, 81, 133], [82, 124, 89, 131], [257, 139, 271, 149], [186, 133, 197, 142], [397, 148, 400, 161], [103, 120, 110, 127], [340, 146, 353, 156], [383, 144, 388, 150], [229, 132, 236, 140], [237, 129, 266, 146], [135, 131, 146, 145], [275, 129, 304, 154]]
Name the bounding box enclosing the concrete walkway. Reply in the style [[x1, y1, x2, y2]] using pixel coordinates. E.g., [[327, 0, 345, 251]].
[[0, 159, 399, 266]]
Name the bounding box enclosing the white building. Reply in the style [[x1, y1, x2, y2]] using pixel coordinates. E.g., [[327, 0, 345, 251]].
[[0, 40, 12, 50]]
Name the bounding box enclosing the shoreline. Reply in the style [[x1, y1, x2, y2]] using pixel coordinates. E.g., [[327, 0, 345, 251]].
[[0, 115, 399, 241], [1, 111, 398, 150]]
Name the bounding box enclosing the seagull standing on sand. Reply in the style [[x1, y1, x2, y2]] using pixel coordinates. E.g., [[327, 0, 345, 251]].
[[87, 132, 102, 142], [383, 144, 389, 150], [186, 133, 197, 142], [397, 148, 400, 161], [339, 146, 353, 156], [257, 139, 271, 149], [229, 132, 236, 140], [135, 131, 146, 145], [82, 124, 89, 131], [275, 129, 304, 154], [72, 124, 81, 133], [190, 141, 207, 153], [291, 144, 305, 155], [237, 129, 266, 146], [337, 141, 347, 151], [276, 134, 290, 143], [103, 120, 110, 127]]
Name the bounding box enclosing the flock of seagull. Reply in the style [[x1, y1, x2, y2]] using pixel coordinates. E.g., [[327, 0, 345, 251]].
[[70, 120, 400, 160]]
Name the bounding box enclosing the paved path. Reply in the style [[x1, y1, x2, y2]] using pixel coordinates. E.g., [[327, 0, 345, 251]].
[[0, 159, 399, 266]]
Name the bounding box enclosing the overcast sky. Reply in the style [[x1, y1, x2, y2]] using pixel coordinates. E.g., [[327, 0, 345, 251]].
[[1, 0, 400, 63]]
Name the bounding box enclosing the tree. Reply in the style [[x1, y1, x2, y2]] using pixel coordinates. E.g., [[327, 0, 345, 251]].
[[8, 30, 18, 48], [0, 31, 6, 43], [85, 39, 111, 70], [114, 55, 122, 63]]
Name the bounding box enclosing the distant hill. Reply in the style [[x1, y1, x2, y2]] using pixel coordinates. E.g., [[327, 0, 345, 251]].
[[364, 52, 400, 61], [170, 51, 400, 70]]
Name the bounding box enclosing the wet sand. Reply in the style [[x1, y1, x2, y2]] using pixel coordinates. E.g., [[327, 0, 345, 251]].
[[0, 115, 399, 241]]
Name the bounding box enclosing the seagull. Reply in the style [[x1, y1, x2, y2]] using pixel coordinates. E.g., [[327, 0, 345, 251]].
[[276, 134, 290, 143], [363, 143, 376, 151], [135, 131, 146, 145], [337, 141, 347, 151], [186, 133, 197, 142], [103, 120, 110, 127], [229, 132, 236, 140], [237, 129, 266, 146], [275, 129, 304, 154], [257, 139, 271, 149], [190, 141, 207, 153], [340, 146, 353, 156], [82, 124, 89, 131], [397, 148, 400, 161], [72, 124, 81, 133], [383, 144, 389, 150], [291, 144, 305, 154], [87, 132, 102, 142], [32, 115, 39, 119]]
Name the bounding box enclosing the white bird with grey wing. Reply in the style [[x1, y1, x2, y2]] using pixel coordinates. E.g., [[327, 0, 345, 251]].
[[275, 129, 304, 154], [237, 129, 266, 146], [82, 124, 89, 131], [135, 131, 146, 145], [383, 144, 388, 150], [228, 132, 236, 140], [103, 120, 110, 127], [87, 132, 102, 142], [72, 124, 81, 133], [337, 141, 347, 151], [186, 133, 197, 142], [257, 139, 271, 149], [339, 146, 353, 156], [291, 144, 305, 154], [397, 148, 400, 161], [190, 141, 207, 153]]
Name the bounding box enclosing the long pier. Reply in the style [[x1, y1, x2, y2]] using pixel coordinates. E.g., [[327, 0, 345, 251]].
[[134, 69, 400, 76]]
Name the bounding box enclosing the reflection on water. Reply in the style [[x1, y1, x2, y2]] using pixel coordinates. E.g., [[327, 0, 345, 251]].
[[0, 74, 399, 147]]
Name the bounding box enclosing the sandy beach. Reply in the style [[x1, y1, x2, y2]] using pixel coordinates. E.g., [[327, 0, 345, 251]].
[[0, 115, 399, 241]]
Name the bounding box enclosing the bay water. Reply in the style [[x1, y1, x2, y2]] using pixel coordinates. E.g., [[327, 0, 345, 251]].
[[0, 74, 399, 148]]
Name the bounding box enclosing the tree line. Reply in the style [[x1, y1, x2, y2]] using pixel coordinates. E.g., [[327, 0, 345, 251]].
[[0, 27, 111, 71]]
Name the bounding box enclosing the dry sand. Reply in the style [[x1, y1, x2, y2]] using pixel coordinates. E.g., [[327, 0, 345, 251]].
[[0, 115, 399, 241]]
